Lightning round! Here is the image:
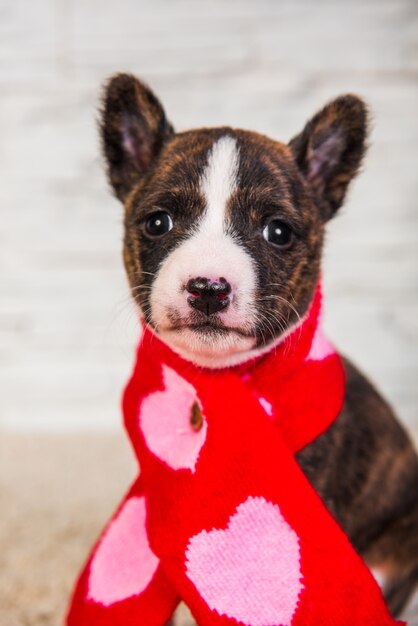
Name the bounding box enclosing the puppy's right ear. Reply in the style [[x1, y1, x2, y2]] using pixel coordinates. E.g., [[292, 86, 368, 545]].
[[101, 74, 174, 202], [289, 95, 368, 220]]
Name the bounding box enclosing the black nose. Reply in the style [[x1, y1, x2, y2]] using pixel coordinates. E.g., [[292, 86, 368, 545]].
[[186, 277, 231, 315]]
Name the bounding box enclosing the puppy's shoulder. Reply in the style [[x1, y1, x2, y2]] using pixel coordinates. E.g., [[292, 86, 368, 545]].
[[341, 355, 412, 448], [297, 356, 418, 535]]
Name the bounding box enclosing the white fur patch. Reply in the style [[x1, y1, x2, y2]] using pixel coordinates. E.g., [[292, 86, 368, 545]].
[[150, 136, 258, 365], [200, 135, 239, 236]]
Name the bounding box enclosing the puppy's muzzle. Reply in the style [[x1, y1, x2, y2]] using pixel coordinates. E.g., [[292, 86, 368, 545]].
[[186, 277, 232, 316]]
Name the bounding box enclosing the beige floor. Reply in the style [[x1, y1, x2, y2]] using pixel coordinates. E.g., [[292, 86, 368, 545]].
[[1, 432, 417, 626], [0, 433, 136, 626]]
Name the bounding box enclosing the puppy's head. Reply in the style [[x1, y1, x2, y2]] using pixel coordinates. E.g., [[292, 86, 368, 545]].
[[101, 74, 368, 367]]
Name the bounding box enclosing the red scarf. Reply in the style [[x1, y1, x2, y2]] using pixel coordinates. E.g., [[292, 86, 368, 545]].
[[67, 286, 402, 625]]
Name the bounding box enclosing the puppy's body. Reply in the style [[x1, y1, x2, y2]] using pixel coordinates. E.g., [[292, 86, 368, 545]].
[[299, 358, 418, 616], [100, 74, 418, 618]]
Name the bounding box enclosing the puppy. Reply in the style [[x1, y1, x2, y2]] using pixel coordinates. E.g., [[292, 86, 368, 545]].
[[101, 73, 418, 618]]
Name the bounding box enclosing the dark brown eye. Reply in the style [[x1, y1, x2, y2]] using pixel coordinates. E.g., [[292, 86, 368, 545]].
[[262, 219, 293, 247], [145, 211, 173, 237]]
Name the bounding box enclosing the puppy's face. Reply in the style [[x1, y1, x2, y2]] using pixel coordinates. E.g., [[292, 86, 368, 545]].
[[102, 75, 367, 366]]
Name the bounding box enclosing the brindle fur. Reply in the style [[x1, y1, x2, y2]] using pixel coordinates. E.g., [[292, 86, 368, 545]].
[[298, 359, 418, 617], [100, 73, 418, 618]]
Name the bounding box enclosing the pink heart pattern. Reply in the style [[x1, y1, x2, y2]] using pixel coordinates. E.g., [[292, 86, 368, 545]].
[[306, 325, 334, 361], [185, 496, 303, 626], [88, 496, 159, 606], [140, 365, 207, 472]]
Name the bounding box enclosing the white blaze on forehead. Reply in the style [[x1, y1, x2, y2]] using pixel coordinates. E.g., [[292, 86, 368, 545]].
[[150, 134, 258, 366], [200, 135, 239, 233]]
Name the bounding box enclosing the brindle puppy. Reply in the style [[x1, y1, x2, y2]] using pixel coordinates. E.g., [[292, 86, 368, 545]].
[[101, 73, 418, 619]]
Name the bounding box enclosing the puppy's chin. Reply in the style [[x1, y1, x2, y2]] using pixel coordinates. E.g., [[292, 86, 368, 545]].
[[148, 309, 308, 369], [155, 326, 258, 369]]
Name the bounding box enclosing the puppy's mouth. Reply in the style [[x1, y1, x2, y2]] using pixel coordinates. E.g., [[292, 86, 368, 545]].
[[170, 320, 254, 339], [149, 311, 259, 366]]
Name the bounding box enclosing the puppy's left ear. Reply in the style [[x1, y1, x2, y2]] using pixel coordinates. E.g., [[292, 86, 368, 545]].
[[289, 95, 368, 220], [100, 73, 174, 202]]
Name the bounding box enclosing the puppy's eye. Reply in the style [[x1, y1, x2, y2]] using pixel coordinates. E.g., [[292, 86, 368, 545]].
[[262, 219, 293, 247], [145, 211, 173, 237]]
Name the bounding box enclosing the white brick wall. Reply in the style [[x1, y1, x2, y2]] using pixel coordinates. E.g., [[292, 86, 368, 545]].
[[1, 0, 417, 434]]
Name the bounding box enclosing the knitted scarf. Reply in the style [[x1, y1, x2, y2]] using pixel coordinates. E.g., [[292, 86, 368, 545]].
[[67, 286, 402, 626]]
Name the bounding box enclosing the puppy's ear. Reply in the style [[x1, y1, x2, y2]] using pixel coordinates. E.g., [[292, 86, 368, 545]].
[[101, 74, 174, 202], [289, 95, 368, 220]]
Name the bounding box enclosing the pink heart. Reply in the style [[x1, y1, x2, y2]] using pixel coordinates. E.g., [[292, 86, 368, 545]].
[[88, 496, 159, 606], [140, 365, 207, 472], [307, 325, 334, 361], [185, 496, 303, 626]]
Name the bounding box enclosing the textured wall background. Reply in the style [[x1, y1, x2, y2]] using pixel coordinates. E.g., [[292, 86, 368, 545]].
[[1, 0, 417, 434]]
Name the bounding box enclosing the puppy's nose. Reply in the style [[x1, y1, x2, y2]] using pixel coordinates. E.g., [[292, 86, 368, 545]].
[[186, 277, 231, 315]]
